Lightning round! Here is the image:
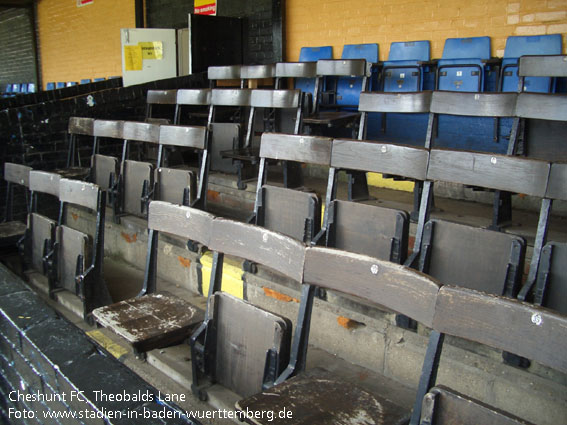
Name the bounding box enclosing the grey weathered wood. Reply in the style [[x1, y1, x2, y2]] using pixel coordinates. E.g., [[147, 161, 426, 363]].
[[331, 200, 407, 261], [148, 201, 214, 246], [158, 125, 207, 149], [29, 171, 61, 198], [155, 168, 195, 205], [68, 117, 95, 135], [211, 292, 290, 397], [316, 59, 367, 76], [210, 219, 306, 282], [176, 89, 212, 106], [431, 91, 517, 117], [515, 92, 567, 122], [427, 149, 549, 197], [236, 368, 408, 425], [211, 88, 252, 106], [546, 162, 567, 201], [519, 55, 567, 78], [56, 225, 90, 293], [540, 242, 567, 315], [122, 121, 160, 143], [433, 286, 567, 374], [30, 213, 55, 273], [275, 62, 317, 78], [251, 89, 301, 109], [304, 247, 440, 327], [91, 154, 118, 190], [92, 294, 201, 352], [146, 89, 177, 105], [4, 163, 32, 186], [122, 160, 153, 216], [59, 179, 101, 211], [262, 185, 320, 242], [421, 386, 536, 425], [93, 120, 124, 139], [208, 65, 241, 80], [259, 133, 332, 165], [331, 139, 429, 180], [423, 219, 524, 295], [359, 91, 432, 113], [241, 64, 276, 79]]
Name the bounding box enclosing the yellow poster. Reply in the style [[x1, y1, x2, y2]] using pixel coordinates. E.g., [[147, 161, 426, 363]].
[[195, 0, 216, 15], [124, 45, 143, 71], [139, 41, 163, 60]]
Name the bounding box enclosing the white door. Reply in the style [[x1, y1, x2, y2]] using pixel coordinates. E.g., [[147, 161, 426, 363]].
[[121, 28, 177, 87]]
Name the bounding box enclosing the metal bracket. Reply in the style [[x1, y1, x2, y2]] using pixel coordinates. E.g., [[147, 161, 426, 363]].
[[503, 239, 524, 298]]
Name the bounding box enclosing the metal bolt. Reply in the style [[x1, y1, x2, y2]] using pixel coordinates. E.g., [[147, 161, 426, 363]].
[[186, 211, 191, 218], [531, 313, 542, 326], [490, 157, 497, 165], [262, 233, 269, 243], [371, 264, 379, 275], [381, 146, 387, 153]]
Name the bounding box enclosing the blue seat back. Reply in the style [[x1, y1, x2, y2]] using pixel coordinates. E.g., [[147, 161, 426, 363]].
[[11, 84, 21, 93], [56, 82, 66, 89], [80, 79, 92, 84], [46, 82, 55, 90], [335, 43, 378, 107], [5, 84, 13, 93], [296, 46, 333, 104], [383, 41, 430, 92], [437, 36, 491, 92], [501, 34, 562, 92], [94, 77, 106, 82]]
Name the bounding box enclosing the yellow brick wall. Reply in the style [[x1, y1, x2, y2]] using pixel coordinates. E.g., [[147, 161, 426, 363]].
[[285, 0, 567, 61], [37, 0, 136, 89]]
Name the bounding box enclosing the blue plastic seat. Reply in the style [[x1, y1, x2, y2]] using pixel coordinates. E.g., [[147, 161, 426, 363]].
[[80, 79, 92, 84], [296, 46, 333, 104], [501, 34, 562, 92], [46, 82, 55, 90], [94, 77, 106, 82], [56, 82, 66, 89], [11, 84, 21, 93], [383, 41, 430, 92], [66, 82, 78, 87], [437, 37, 491, 92], [335, 43, 378, 107]]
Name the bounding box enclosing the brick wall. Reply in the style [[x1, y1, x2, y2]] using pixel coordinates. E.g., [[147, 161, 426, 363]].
[[0, 7, 38, 90], [285, 0, 567, 60], [36, 0, 136, 89]]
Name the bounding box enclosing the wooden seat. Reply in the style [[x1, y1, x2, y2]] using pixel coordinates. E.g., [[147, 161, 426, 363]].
[[236, 247, 442, 424], [145, 89, 177, 123], [0, 163, 31, 250], [93, 201, 210, 352], [62, 117, 95, 179]]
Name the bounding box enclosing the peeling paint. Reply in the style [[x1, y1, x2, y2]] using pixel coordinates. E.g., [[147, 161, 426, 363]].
[[120, 232, 137, 243], [207, 190, 221, 202], [263, 287, 299, 303], [178, 256, 191, 268], [71, 213, 79, 221], [337, 316, 364, 330]]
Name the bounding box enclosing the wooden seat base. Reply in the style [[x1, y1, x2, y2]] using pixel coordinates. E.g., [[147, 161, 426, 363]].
[[236, 368, 409, 425], [0, 221, 26, 249], [303, 111, 361, 127], [92, 293, 202, 353]]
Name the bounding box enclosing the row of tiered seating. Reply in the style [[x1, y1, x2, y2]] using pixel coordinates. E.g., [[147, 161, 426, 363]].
[[1, 55, 565, 424]]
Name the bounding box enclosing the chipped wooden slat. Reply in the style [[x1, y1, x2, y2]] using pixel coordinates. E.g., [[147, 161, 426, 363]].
[[93, 120, 124, 139], [546, 162, 567, 201], [59, 179, 101, 211], [122, 121, 160, 143], [4, 163, 32, 186], [208, 65, 241, 80], [359, 91, 432, 113], [146, 89, 177, 105], [212, 292, 290, 397], [431, 91, 516, 117], [148, 201, 214, 246], [516, 92, 567, 122], [275, 62, 317, 78], [331, 139, 429, 180], [29, 171, 61, 198], [176, 88, 211, 106], [519, 55, 567, 78], [92, 293, 201, 352], [57, 225, 90, 293], [211, 89, 252, 106], [241, 64, 276, 79], [122, 160, 153, 216], [259, 133, 332, 165], [155, 168, 195, 206], [433, 286, 567, 374], [158, 125, 207, 149], [304, 247, 440, 327], [210, 219, 306, 282], [251, 89, 301, 109], [427, 149, 549, 197], [68, 117, 95, 135], [91, 155, 119, 191], [30, 213, 56, 273], [316, 59, 367, 76]]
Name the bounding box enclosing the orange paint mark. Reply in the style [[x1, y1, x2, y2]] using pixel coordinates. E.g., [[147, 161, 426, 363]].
[[337, 316, 363, 330], [120, 232, 137, 243], [263, 287, 299, 303], [71, 213, 79, 221], [178, 256, 191, 268], [207, 190, 220, 202]]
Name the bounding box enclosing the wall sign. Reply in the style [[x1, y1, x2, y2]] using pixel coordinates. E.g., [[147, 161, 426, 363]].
[[194, 0, 216, 15], [77, 0, 94, 7]]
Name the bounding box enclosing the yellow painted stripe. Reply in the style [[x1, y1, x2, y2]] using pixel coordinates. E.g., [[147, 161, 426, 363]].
[[200, 251, 244, 299], [367, 172, 414, 192], [86, 330, 129, 359]]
